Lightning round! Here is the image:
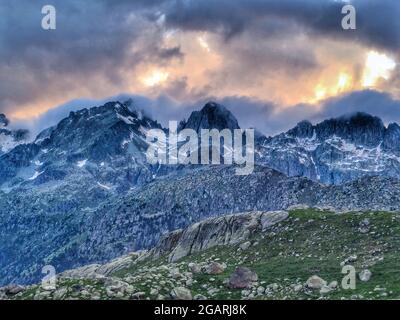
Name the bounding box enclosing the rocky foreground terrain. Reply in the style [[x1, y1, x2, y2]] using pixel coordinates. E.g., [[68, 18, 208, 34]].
[[2, 208, 399, 300]]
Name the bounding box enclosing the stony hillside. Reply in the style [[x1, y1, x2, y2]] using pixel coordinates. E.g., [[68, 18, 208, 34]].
[[2, 163, 400, 286], [3, 208, 399, 300]]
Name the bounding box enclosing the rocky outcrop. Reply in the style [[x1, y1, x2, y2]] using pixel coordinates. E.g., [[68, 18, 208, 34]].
[[145, 210, 289, 263], [59, 210, 289, 280], [60, 252, 143, 279]]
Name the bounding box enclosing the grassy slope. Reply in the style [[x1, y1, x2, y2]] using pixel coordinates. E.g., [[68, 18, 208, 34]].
[[16, 209, 400, 300]]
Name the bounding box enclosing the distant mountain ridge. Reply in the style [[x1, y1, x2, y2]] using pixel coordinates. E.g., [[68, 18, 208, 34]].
[[258, 112, 400, 184], [1, 101, 400, 188]]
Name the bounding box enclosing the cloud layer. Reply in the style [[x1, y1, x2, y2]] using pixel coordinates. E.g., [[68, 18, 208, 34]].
[[0, 0, 398, 135]]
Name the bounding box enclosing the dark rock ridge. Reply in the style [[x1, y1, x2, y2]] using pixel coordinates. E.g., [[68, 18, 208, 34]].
[[315, 112, 385, 147]]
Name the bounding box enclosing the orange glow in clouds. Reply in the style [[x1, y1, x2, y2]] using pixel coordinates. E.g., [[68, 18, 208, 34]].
[[142, 70, 170, 87], [7, 35, 398, 122], [362, 51, 396, 87]]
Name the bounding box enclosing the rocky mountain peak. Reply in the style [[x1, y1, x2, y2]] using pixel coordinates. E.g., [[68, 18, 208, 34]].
[[259, 112, 400, 185], [179, 102, 240, 132], [37, 101, 161, 156], [314, 112, 385, 147], [287, 120, 314, 138]]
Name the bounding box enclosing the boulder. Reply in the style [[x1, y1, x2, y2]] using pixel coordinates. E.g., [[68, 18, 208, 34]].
[[239, 242, 251, 251], [203, 262, 226, 275], [359, 270, 372, 282], [328, 281, 338, 289], [188, 262, 201, 274], [1, 284, 25, 296], [319, 285, 332, 294], [306, 276, 327, 290], [170, 287, 192, 300], [228, 267, 258, 289], [294, 284, 303, 292], [131, 292, 146, 300]]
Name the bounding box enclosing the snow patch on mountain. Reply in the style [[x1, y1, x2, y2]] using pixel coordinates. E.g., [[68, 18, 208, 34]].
[[77, 160, 87, 168], [28, 171, 44, 180], [97, 182, 112, 190], [117, 113, 136, 125]]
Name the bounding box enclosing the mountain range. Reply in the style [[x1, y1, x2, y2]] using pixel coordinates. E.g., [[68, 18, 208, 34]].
[[1, 100, 400, 286]]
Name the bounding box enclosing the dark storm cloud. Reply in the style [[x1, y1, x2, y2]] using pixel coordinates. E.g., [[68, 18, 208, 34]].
[[0, 0, 180, 113], [163, 0, 400, 51], [1, 0, 398, 130], [256, 90, 400, 135], [317, 90, 400, 124], [160, 90, 400, 135]]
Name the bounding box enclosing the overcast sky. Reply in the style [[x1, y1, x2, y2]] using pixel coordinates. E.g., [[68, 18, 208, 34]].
[[1, 0, 399, 135]]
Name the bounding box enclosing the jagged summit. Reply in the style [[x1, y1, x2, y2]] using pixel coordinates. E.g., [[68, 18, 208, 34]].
[[258, 111, 400, 185], [286, 112, 387, 147], [384, 122, 400, 151], [287, 120, 314, 138], [39, 100, 161, 150], [315, 112, 385, 147], [179, 102, 240, 132]]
